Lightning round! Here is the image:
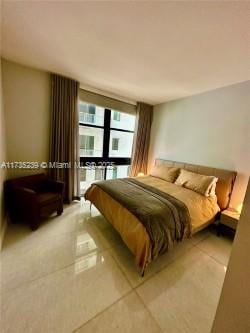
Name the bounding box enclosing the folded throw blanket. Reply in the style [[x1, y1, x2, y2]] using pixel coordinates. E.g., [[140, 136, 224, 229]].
[[85, 178, 191, 260]]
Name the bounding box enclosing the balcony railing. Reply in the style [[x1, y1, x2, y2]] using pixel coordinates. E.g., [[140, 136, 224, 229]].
[[79, 112, 95, 124], [79, 165, 130, 194], [80, 148, 102, 157], [80, 148, 94, 156]]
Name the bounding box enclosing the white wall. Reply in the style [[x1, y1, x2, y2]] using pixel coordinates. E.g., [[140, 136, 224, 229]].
[[0, 58, 7, 249], [149, 81, 250, 209], [2, 59, 50, 178]]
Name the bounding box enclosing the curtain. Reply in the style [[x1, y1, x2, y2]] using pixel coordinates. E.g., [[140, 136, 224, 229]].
[[129, 102, 153, 177], [50, 74, 80, 203]]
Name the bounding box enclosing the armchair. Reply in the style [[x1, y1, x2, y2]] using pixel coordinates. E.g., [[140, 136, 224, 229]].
[[5, 173, 65, 230]]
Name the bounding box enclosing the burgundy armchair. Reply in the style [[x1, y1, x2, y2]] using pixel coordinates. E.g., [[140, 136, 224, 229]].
[[5, 173, 65, 230]]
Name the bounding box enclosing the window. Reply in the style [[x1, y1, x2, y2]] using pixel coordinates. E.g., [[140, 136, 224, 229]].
[[109, 131, 133, 157], [95, 167, 103, 181], [80, 167, 103, 192], [80, 135, 95, 156], [80, 168, 86, 182], [79, 102, 135, 193], [79, 102, 103, 126], [113, 111, 120, 121], [112, 138, 119, 151], [112, 167, 117, 179], [106, 165, 129, 180], [111, 110, 135, 131], [88, 105, 96, 114], [79, 107, 104, 157], [79, 103, 96, 123]]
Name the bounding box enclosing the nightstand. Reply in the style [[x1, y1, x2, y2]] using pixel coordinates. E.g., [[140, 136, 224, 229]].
[[218, 208, 240, 235]]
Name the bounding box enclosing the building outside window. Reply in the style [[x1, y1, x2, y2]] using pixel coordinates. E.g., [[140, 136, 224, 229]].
[[112, 167, 117, 179], [79, 102, 103, 125], [106, 165, 129, 180], [94, 167, 103, 181], [112, 138, 119, 151], [80, 135, 94, 156], [79, 103, 96, 123], [113, 111, 120, 121], [79, 101, 135, 193], [80, 167, 86, 182]]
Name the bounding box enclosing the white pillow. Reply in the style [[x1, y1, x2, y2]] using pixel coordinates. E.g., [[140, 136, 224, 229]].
[[175, 169, 218, 197]]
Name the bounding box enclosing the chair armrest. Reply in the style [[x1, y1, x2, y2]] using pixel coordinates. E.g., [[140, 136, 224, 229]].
[[45, 179, 65, 194], [15, 187, 38, 206], [16, 187, 36, 195]]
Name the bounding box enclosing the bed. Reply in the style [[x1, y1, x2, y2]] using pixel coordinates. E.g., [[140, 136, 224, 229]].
[[84, 159, 236, 275]]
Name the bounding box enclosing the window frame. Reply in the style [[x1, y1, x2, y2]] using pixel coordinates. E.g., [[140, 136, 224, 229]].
[[79, 107, 135, 179]]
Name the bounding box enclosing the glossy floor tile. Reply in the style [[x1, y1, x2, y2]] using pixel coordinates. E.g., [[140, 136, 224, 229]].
[[136, 247, 226, 333], [1, 206, 113, 292], [1, 200, 232, 333], [109, 228, 211, 288], [195, 233, 233, 266], [2, 251, 131, 333], [76, 292, 161, 333]]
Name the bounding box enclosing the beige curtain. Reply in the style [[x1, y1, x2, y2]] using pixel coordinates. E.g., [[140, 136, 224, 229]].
[[50, 74, 80, 203], [130, 102, 153, 177]]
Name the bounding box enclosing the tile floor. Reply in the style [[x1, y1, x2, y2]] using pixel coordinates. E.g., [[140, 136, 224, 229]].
[[0, 200, 233, 333]]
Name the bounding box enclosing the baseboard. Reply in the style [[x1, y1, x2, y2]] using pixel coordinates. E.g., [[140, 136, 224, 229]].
[[0, 215, 7, 251]]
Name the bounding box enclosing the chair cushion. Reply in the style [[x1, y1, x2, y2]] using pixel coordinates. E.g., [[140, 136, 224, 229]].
[[36, 192, 61, 205]]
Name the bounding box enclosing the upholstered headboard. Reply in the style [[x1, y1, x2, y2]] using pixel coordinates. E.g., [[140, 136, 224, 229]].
[[155, 159, 237, 210]]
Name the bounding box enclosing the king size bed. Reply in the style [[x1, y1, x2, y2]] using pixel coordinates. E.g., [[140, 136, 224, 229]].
[[84, 159, 236, 275]]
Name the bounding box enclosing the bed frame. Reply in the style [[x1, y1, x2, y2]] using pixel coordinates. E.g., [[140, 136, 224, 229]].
[[87, 159, 237, 276]]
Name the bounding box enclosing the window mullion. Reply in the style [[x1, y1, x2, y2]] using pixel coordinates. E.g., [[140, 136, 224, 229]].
[[103, 109, 111, 158], [102, 109, 111, 179]]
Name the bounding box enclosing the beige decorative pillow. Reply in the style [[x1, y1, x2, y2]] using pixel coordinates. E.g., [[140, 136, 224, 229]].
[[175, 169, 218, 197], [209, 181, 217, 198], [150, 165, 180, 183]]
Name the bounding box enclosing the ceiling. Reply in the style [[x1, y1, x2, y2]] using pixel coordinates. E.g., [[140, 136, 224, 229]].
[[2, 1, 250, 105]]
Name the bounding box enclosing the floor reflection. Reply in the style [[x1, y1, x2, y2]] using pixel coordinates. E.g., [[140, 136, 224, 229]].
[[75, 230, 105, 273], [76, 232, 98, 256], [74, 252, 105, 274]]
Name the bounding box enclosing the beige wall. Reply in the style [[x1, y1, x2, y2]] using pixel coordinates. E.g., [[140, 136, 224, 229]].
[[149, 81, 250, 209], [0, 58, 7, 248], [2, 59, 50, 178]]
